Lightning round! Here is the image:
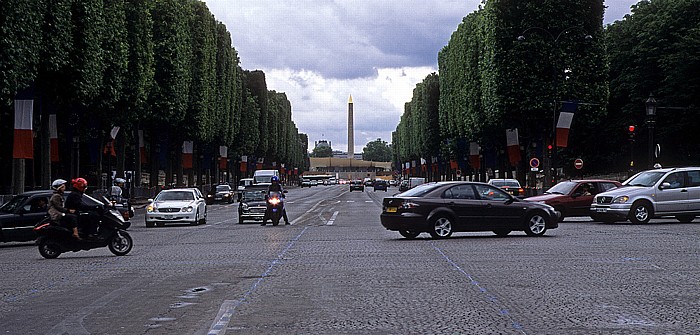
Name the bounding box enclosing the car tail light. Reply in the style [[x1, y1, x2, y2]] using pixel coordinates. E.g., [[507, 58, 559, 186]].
[[518, 188, 524, 195], [400, 201, 420, 209]]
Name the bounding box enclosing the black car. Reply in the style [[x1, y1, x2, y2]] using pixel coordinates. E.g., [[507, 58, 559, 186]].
[[0, 190, 52, 243], [349, 180, 364, 192], [207, 184, 235, 204], [238, 186, 269, 223], [380, 182, 559, 239], [373, 180, 388, 192]]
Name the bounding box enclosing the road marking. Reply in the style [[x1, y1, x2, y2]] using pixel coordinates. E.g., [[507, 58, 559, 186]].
[[365, 200, 373, 203], [346, 200, 355, 203], [326, 211, 339, 225]]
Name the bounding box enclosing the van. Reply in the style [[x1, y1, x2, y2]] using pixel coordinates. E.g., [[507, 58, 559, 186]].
[[253, 170, 280, 184], [399, 177, 426, 192]]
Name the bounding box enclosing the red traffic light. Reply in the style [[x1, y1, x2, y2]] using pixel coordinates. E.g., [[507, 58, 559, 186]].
[[547, 144, 553, 150], [628, 125, 635, 133]]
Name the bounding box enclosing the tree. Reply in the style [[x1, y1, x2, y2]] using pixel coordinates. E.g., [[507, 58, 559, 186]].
[[311, 145, 332, 158], [363, 138, 392, 162]]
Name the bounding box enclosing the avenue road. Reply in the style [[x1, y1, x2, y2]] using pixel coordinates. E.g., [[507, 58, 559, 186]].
[[0, 185, 699, 334]]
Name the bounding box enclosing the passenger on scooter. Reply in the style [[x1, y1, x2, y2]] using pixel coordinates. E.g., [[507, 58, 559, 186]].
[[262, 176, 290, 225], [65, 178, 101, 237], [48, 179, 80, 239]]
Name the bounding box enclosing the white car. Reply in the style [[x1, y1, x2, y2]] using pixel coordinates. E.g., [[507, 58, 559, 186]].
[[145, 188, 207, 227]]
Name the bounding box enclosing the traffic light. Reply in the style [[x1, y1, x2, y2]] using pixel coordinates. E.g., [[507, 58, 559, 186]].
[[547, 144, 553, 158], [628, 125, 636, 141]]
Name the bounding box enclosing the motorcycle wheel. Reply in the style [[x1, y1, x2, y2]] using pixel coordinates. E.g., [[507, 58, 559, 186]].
[[271, 213, 280, 226], [38, 239, 62, 259], [108, 231, 133, 256]]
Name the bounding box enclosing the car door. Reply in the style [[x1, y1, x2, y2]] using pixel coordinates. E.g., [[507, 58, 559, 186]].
[[684, 170, 700, 212], [656, 172, 689, 214], [473, 184, 525, 228], [442, 185, 482, 229], [569, 182, 596, 216], [7, 195, 48, 241]]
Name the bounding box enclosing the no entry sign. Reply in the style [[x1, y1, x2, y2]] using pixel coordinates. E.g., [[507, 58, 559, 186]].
[[574, 158, 584, 170]]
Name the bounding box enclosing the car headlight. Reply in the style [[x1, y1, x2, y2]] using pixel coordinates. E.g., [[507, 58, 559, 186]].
[[182, 206, 194, 212], [224, 194, 230, 197], [147, 205, 155, 213], [207, 194, 213, 198], [612, 196, 630, 204], [241, 203, 249, 210]]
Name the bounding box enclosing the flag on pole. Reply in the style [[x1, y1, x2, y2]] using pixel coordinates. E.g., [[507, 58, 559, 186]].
[[556, 102, 577, 147], [506, 128, 521, 166], [219, 146, 228, 169], [13, 100, 33, 159], [183, 141, 193, 169], [103, 126, 120, 157], [49, 114, 59, 162], [138, 130, 147, 163], [469, 142, 480, 170]]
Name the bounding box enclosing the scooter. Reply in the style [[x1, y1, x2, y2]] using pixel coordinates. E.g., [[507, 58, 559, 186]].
[[263, 190, 287, 226], [33, 194, 133, 259]]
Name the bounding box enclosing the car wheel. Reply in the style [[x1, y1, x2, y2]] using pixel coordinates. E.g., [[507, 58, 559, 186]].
[[429, 215, 453, 239], [145, 221, 154, 228], [200, 209, 207, 225], [191, 211, 200, 225], [493, 230, 511, 237], [676, 215, 695, 223], [399, 230, 420, 239], [629, 201, 652, 224], [524, 212, 547, 236]]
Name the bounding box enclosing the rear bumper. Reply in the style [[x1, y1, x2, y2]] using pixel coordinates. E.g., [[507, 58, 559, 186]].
[[380, 213, 428, 231]]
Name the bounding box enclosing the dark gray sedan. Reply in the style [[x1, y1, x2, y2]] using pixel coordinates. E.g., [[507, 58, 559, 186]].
[[0, 190, 52, 243], [380, 181, 559, 239]]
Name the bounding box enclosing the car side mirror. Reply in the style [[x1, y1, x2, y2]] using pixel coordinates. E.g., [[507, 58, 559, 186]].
[[504, 198, 515, 205], [659, 182, 671, 189]]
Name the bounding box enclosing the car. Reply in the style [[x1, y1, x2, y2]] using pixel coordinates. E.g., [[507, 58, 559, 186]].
[[0, 190, 52, 243], [388, 180, 398, 187], [364, 179, 373, 187], [310, 180, 319, 186], [373, 180, 388, 191], [145, 188, 207, 227], [300, 178, 312, 188], [238, 186, 269, 223], [524, 179, 622, 221], [207, 184, 235, 204], [237, 178, 255, 201], [349, 180, 364, 192], [590, 167, 700, 224], [487, 178, 524, 197], [380, 181, 559, 239], [399, 177, 426, 192]]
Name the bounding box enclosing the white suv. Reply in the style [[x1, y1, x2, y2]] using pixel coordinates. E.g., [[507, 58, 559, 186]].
[[590, 167, 700, 223]]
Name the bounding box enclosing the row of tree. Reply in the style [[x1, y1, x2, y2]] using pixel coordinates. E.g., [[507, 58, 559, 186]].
[[393, 0, 699, 182], [0, 0, 309, 192]]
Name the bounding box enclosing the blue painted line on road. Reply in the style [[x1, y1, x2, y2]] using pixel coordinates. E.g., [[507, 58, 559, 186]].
[[207, 225, 310, 335], [432, 243, 527, 334]]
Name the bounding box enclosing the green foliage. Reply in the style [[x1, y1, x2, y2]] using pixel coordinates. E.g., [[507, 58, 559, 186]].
[[124, 0, 155, 120], [311, 145, 333, 158], [362, 138, 392, 162]]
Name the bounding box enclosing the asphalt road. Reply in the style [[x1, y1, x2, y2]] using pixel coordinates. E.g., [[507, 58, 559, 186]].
[[1, 185, 699, 334]]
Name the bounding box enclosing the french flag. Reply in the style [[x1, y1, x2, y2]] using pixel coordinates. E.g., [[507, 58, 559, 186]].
[[469, 142, 481, 170], [138, 130, 147, 163], [556, 102, 577, 147], [506, 128, 521, 166], [182, 141, 193, 169], [49, 114, 59, 162], [13, 100, 34, 159], [219, 146, 228, 170]]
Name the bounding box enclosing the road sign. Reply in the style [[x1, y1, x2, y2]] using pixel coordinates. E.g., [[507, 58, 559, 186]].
[[574, 158, 584, 170], [529, 158, 540, 168]]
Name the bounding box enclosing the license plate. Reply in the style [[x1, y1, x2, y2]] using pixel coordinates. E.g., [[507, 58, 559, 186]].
[[596, 208, 607, 213], [165, 214, 173, 219], [387, 207, 397, 213]]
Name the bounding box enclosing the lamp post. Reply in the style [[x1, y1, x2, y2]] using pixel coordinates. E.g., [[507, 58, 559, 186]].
[[517, 26, 592, 188], [645, 93, 657, 168]]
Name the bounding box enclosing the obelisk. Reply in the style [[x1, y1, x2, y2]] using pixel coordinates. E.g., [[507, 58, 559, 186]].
[[347, 95, 354, 158]]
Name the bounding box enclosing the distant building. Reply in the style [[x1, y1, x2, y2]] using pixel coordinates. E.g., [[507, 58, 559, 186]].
[[314, 140, 331, 148]]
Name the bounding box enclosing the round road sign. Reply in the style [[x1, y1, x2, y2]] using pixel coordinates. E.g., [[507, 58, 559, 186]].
[[574, 158, 584, 170], [529, 158, 540, 168]]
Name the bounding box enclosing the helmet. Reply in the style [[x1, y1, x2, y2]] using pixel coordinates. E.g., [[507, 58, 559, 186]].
[[72, 178, 88, 192], [271, 176, 279, 182], [51, 179, 67, 190], [114, 178, 126, 184]]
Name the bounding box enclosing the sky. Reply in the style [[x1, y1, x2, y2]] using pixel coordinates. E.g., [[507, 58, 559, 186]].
[[204, 0, 638, 154]]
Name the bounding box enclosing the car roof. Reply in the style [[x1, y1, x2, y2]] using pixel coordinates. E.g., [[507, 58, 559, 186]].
[[566, 179, 622, 183], [17, 190, 53, 196]]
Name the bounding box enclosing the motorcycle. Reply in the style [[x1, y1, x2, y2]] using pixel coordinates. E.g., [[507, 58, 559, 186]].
[[108, 196, 134, 228], [263, 190, 287, 226], [33, 194, 133, 259]]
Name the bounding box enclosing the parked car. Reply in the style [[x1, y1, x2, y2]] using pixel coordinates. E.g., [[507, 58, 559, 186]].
[[373, 180, 388, 192], [238, 186, 269, 223], [0, 190, 52, 243], [487, 178, 524, 197], [145, 188, 207, 227], [380, 182, 559, 239], [207, 184, 235, 204], [349, 180, 364, 192], [591, 167, 700, 224], [524, 179, 622, 221]]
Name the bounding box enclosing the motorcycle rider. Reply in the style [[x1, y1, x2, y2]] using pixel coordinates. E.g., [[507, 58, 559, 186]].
[[65, 178, 101, 237], [110, 178, 127, 202], [48, 179, 80, 239], [262, 175, 290, 225]]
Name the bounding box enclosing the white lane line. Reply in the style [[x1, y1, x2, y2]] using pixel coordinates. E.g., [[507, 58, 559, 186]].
[[346, 200, 355, 203], [364, 200, 373, 203], [326, 211, 339, 225]]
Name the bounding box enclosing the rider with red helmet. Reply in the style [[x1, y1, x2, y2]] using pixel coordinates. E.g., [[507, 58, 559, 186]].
[[65, 178, 101, 237]]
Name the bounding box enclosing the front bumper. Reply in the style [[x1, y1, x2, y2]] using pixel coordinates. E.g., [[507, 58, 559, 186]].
[[590, 204, 631, 219], [146, 211, 197, 223], [239, 206, 267, 220]]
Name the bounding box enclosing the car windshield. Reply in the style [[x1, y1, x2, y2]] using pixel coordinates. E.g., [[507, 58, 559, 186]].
[[546, 181, 577, 195], [0, 195, 28, 213], [156, 191, 194, 201], [243, 191, 266, 201], [398, 183, 441, 197], [216, 185, 230, 192], [623, 171, 665, 187], [490, 180, 520, 187]]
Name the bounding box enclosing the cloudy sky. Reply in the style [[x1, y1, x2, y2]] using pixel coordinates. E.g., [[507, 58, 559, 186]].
[[204, 0, 638, 154]]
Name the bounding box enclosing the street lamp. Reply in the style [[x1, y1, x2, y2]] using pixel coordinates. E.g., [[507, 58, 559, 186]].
[[645, 93, 657, 168], [517, 26, 592, 188]]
